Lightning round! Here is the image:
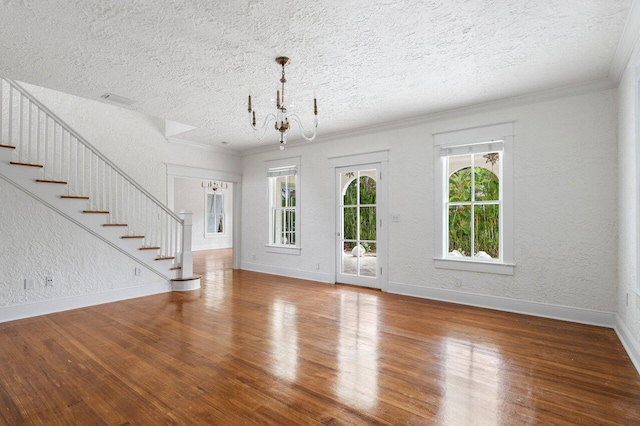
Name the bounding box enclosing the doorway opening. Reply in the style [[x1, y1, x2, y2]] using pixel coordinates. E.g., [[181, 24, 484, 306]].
[[166, 164, 242, 271]]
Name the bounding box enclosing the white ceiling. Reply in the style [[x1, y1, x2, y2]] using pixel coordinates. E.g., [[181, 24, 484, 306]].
[[0, 0, 633, 151]]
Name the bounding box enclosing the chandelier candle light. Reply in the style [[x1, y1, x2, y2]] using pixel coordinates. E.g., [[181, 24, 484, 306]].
[[248, 57, 318, 150]]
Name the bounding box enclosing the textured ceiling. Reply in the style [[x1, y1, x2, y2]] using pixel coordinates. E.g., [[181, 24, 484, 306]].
[[0, 0, 632, 151]]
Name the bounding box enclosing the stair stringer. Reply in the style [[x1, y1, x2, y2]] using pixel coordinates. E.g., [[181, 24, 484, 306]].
[[0, 148, 179, 282]]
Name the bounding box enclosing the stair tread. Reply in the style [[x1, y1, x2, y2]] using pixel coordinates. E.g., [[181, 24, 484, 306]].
[[83, 210, 109, 214], [139, 246, 161, 250], [103, 224, 127, 227], [61, 195, 89, 200], [10, 161, 44, 168], [122, 235, 145, 239], [155, 256, 175, 261], [36, 179, 67, 184], [171, 275, 202, 282], [0, 145, 16, 150], [170, 266, 182, 270]]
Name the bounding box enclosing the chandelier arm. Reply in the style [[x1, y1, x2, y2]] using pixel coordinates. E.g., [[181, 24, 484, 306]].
[[250, 113, 277, 140], [288, 114, 318, 141]]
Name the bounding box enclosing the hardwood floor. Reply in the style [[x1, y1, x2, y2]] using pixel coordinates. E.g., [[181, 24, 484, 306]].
[[1, 248, 639, 424]]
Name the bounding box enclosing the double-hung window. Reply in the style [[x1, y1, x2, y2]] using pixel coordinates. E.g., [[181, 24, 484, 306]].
[[205, 192, 224, 235], [267, 158, 300, 253], [434, 123, 514, 275]]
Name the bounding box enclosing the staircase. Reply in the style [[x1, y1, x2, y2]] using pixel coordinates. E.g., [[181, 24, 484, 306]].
[[0, 77, 200, 291]]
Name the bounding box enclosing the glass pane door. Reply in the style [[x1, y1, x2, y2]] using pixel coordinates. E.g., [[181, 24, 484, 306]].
[[337, 167, 379, 288]]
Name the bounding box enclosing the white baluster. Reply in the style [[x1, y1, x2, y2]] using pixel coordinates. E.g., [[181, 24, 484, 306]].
[[59, 129, 63, 187], [163, 211, 167, 257], [114, 173, 119, 225], [27, 100, 32, 163], [143, 197, 148, 246], [43, 116, 48, 179], [8, 87, 13, 153], [100, 158, 104, 211], [134, 186, 137, 235], [18, 93, 23, 161], [158, 206, 162, 255], [36, 109, 41, 165], [65, 132, 70, 194], [0, 80, 3, 146], [52, 124, 57, 180], [73, 137, 78, 193], [107, 166, 112, 224], [169, 218, 173, 259], [127, 181, 131, 234]]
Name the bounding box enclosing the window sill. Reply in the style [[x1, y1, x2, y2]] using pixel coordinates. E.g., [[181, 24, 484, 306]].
[[265, 245, 301, 255], [204, 234, 225, 239], [434, 258, 515, 275]]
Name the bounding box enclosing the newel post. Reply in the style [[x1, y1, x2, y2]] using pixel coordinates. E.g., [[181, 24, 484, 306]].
[[179, 211, 194, 278]]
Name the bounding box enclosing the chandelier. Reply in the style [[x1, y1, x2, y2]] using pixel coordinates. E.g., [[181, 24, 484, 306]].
[[248, 57, 318, 150], [201, 180, 228, 191]]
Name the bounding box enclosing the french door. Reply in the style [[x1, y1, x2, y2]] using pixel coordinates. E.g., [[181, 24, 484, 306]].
[[336, 163, 384, 289]]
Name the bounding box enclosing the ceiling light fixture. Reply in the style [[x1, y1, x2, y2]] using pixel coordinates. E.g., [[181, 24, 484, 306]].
[[248, 57, 318, 150], [100, 93, 136, 106]]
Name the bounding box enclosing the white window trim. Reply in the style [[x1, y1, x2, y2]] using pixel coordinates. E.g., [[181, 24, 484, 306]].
[[433, 122, 515, 275], [636, 70, 640, 295], [265, 157, 301, 255], [204, 191, 225, 237]]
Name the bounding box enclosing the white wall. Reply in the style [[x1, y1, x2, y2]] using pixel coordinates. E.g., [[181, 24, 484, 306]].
[[617, 63, 640, 355], [173, 177, 233, 250], [0, 83, 241, 316], [242, 88, 618, 315]]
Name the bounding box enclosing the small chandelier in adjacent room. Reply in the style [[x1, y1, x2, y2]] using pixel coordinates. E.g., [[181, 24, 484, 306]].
[[248, 57, 318, 150], [202, 180, 228, 191]]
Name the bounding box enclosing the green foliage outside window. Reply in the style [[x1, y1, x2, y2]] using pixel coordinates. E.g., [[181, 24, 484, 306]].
[[448, 166, 499, 258], [343, 176, 377, 252]]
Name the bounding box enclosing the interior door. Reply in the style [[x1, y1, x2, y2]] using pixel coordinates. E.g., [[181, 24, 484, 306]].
[[336, 164, 383, 289]]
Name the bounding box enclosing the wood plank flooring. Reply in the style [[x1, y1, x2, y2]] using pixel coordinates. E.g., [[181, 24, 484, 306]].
[[0, 248, 639, 424]]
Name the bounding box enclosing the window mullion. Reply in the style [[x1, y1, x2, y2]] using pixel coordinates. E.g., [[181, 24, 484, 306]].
[[444, 158, 449, 257], [470, 154, 475, 257]]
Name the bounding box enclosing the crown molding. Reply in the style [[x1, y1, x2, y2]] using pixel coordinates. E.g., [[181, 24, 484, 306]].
[[609, 0, 640, 85], [241, 77, 615, 157], [165, 163, 242, 183], [167, 136, 241, 156]]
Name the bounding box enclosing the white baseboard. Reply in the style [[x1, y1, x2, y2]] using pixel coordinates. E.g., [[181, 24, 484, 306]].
[[615, 315, 640, 375], [388, 281, 616, 328], [0, 281, 171, 323], [241, 262, 333, 284]]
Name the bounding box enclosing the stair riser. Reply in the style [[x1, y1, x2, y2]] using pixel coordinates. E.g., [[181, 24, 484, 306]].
[[0, 149, 15, 164]]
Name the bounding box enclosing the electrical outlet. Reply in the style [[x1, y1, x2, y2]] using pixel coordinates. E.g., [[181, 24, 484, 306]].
[[46, 276, 54, 287], [24, 278, 34, 290], [252, 254, 257, 261], [392, 214, 400, 223], [315, 262, 320, 270], [627, 292, 630, 307], [454, 277, 462, 288], [134, 267, 142, 276]]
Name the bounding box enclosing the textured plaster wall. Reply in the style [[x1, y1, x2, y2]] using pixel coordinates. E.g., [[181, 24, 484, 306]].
[[173, 177, 233, 250], [0, 179, 159, 306], [617, 65, 640, 342], [242, 89, 618, 311], [0, 84, 241, 309]]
